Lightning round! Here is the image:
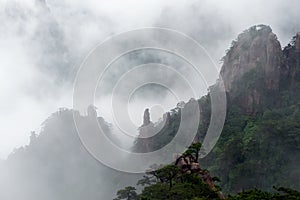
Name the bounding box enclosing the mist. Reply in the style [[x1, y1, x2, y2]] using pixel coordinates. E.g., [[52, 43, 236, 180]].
[[1, 0, 300, 158], [0, 0, 300, 199]]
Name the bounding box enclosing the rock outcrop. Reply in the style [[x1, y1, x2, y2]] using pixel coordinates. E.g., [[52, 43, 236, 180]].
[[175, 151, 225, 199], [142, 108, 151, 126], [280, 32, 300, 94], [218, 25, 300, 114], [220, 25, 282, 92], [137, 108, 155, 152], [296, 32, 300, 52]]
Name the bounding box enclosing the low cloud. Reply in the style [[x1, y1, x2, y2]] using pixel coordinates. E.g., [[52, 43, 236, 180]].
[[0, 0, 300, 158]]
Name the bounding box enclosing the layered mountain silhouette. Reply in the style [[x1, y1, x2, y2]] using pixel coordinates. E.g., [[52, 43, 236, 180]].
[[0, 109, 140, 200], [0, 25, 299, 199]]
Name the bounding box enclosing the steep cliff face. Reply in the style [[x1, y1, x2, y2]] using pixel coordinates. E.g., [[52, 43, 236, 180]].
[[219, 25, 300, 114], [296, 32, 300, 51], [220, 25, 282, 92], [281, 32, 300, 94]]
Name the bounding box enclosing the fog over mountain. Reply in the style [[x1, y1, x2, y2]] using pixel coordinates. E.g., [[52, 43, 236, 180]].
[[1, 0, 300, 158], [0, 0, 300, 158], [0, 1, 300, 199]]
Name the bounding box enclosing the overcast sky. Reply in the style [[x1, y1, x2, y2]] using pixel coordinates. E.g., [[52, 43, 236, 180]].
[[0, 0, 299, 159]]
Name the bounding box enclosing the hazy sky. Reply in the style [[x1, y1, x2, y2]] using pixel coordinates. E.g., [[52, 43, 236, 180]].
[[0, 0, 299, 159]]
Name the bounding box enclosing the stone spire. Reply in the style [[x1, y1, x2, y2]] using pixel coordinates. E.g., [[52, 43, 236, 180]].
[[87, 105, 97, 118], [143, 108, 151, 126]]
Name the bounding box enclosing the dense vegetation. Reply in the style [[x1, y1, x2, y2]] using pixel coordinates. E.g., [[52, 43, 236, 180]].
[[115, 143, 300, 200], [132, 32, 300, 196], [115, 143, 223, 200], [1, 26, 299, 200]]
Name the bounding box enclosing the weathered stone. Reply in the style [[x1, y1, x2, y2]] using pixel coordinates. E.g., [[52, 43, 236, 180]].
[[220, 25, 282, 92], [296, 32, 300, 52], [143, 108, 151, 126]]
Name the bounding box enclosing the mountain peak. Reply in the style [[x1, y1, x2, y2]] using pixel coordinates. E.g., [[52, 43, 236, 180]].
[[220, 25, 282, 91]]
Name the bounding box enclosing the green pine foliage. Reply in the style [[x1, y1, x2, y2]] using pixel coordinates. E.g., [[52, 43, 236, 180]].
[[131, 34, 300, 195], [115, 143, 300, 199]]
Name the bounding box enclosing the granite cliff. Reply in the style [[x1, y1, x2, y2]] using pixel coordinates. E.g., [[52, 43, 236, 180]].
[[220, 25, 300, 114]]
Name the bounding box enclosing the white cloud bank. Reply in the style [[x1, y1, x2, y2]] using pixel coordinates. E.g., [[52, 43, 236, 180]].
[[0, 0, 299, 158]]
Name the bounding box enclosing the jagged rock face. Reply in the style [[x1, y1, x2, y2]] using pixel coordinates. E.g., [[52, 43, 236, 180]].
[[280, 32, 300, 93], [220, 25, 282, 92], [244, 89, 260, 114], [296, 32, 300, 51]]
